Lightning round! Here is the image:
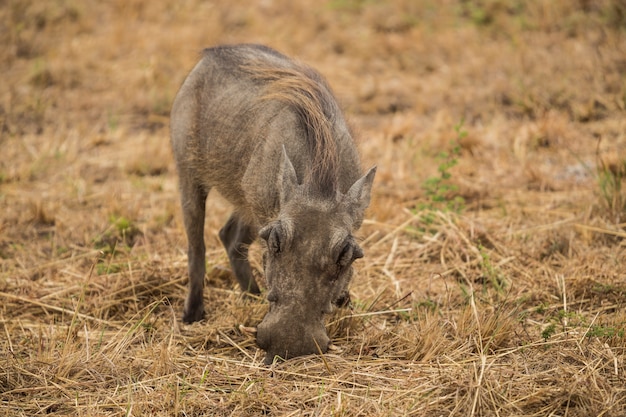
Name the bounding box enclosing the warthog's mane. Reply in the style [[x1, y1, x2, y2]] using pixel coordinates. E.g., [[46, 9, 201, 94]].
[[241, 60, 342, 197]]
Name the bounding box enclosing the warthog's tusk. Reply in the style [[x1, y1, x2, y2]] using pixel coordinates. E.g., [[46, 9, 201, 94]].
[[327, 344, 342, 352], [239, 325, 257, 335]]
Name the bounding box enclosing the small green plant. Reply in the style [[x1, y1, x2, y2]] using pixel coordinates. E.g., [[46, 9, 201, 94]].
[[112, 215, 130, 234], [541, 323, 556, 341], [538, 308, 589, 342], [478, 244, 507, 293], [415, 299, 439, 313], [587, 325, 625, 339], [417, 119, 466, 214], [534, 302, 548, 315], [94, 214, 142, 256]]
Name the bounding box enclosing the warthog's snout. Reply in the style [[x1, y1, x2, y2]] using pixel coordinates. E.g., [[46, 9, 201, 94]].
[[255, 310, 330, 365]]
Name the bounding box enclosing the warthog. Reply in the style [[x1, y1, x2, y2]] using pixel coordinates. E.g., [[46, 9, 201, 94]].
[[170, 44, 376, 364]]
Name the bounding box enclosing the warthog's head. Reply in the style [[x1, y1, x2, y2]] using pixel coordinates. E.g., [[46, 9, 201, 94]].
[[254, 150, 376, 364]]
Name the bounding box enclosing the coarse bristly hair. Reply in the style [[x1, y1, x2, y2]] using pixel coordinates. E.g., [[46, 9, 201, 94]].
[[241, 60, 342, 198]]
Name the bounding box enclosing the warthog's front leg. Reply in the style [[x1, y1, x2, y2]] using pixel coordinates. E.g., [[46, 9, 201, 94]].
[[180, 177, 209, 323], [219, 214, 261, 295]]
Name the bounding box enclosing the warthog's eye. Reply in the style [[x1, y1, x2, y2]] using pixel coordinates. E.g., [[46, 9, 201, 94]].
[[336, 240, 364, 269]]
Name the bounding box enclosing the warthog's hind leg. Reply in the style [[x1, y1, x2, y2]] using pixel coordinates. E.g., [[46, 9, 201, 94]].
[[219, 214, 261, 295]]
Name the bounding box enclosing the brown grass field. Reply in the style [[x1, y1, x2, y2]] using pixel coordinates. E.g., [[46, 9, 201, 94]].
[[2, 0, 626, 415]]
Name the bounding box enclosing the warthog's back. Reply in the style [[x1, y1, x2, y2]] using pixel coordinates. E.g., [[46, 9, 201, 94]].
[[170, 44, 361, 228]]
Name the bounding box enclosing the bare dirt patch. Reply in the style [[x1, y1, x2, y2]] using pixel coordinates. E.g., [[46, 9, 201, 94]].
[[1, 1, 625, 415]]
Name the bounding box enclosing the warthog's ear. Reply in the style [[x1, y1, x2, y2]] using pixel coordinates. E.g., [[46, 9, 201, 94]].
[[345, 166, 377, 225], [279, 145, 298, 206]]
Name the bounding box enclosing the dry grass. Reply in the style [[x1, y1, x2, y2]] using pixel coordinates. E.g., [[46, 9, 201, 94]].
[[1, 0, 626, 415]]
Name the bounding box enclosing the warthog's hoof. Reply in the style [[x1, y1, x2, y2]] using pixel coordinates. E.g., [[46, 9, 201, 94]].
[[182, 307, 205, 324]]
